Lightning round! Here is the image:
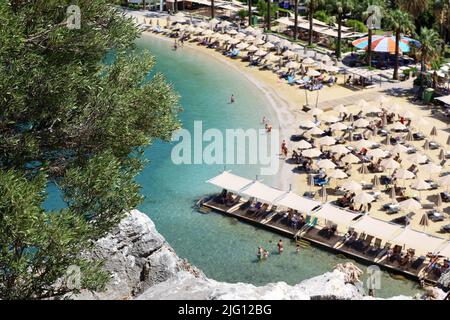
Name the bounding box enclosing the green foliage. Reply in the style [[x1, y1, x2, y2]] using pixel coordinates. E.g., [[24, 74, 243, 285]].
[[345, 19, 368, 33], [256, 0, 278, 18], [314, 10, 330, 23], [0, 0, 180, 299], [237, 9, 249, 20]]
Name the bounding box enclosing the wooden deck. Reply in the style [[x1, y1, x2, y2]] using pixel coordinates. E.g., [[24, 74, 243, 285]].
[[202, 197, 440, 284]]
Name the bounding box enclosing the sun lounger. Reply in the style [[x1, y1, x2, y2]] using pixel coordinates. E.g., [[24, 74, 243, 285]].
[[376, 243, 391, 260], [411, 256, 426, 270], [351, 233, 367, 250], [367, 238, 383, 256]]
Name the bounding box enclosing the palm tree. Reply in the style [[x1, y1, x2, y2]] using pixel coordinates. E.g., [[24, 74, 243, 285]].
[[248, 0, 252, 26], [293, 0, 299, 40], [266, 0, 271, 31], [433, 0, 450, 46], [416, 27, 442, 74], [306, 0, 322, 46], [211, 0, 215, 19], [385, 10, 415, 80], [397, 0, 430, 16], [331, 0, 355, 59]]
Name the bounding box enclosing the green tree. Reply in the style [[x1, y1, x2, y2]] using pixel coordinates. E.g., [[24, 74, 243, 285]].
[[416, 27, 442, 74], [306, 0, 324, 46], [0, 0, 180, 299], [328, 0, 355, 59], [385, 9, 416, 80]]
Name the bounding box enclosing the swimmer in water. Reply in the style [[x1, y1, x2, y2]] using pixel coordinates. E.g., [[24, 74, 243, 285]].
[[230, 94, 235, 104]]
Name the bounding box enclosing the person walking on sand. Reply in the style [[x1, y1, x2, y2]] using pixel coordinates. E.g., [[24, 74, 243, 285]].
[[230, 94, 235, 104], [277, 239, 284, 254]]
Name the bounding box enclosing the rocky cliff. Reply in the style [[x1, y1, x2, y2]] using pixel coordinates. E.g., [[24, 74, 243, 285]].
[[75, 210, 445, 300]]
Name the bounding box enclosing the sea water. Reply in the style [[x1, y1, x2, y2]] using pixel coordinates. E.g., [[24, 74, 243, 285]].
[[45, 34, 421, 298]]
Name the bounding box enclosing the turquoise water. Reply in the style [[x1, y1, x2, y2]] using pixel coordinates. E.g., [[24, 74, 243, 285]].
[[45, 34, 422, 298]]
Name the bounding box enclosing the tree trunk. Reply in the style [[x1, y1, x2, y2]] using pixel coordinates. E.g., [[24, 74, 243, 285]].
[[142, 0, 145, 10], [308, 2, 313, 45], [393, 31, 400, 80], [248, 0, 252, 26], [266, 0, 271, 31], [336, 13, 342, 59], [367, 28, 372, 68], [211, 0, 214, 18], [293, 0, 298, 40], [174, 0, 178, 12]]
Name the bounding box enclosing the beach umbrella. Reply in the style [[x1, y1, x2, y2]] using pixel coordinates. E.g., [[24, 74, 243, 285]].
[[447, 135, 450, 146], [373, 175, 381, 189], [421, 163, 442, 179], [394, 168, 415, 180], [330, 122, 347, 131], [317, 159, 336, 169], [209, 18, 220, 25], [297, 140, 312, 150], [353, 118, 370, 128], [438, 175, 450, 189], [254, 38, 265, 45], [352, 35, 420, 54], [353, 139, 375, 150], [227, 29, 238, 35], [405, 130, 414, 142], [254, 49, 268, 56], [264, 53, 278, 62], [412, 117, 429, 128], [358, 163, 370, 175], [244, 35, 256, 41], [342, 153, 360, 164], [322, 115, 340, 123], [389, 144, 408, 155], [196, 21, 209, 28], [383, 134, 391, 146], [353, 192, 375, 205], [302, 57, 316, 66], [335, 104, 348, 114], [243, 26, 256, 34], [436, 193, 443, 208], [430, 126, 438, 137], [299, 119, 317, 128], [381, 158, 400, 170], [390, 104, 403, 114], [320, 185, 328, 202], [419, 213, 429, 229], [218, 20, 232, 28], [329, 169, 348, 179], [399, 198, 422, 211], [391, 122, 407, 131], [306, 69, 321, 77], [236, 42, 250, 50], [306, 126, 324, 136], [367, 148, 388, 159], [366, 105, 382, 114], [411, 179, 431, 201], [407, 153, 427, 164], [307, 108, 324, 116], [202, 29, 214, 36], [318, 136, 336, 146], [357, 99, 369, 110], [228, 38, 240, 45], [341, 180, 362, 192], [302, 148, 322, 158], [234, 32, 246, 39], [423, 140, 430, 151], [283, 50, 296, 58], [439, 149, 445, 161], [377, 95, 389, 107], [246, 45, 258, 52], [330, 144, 350, 154], [390, 186, 397, 203], [263, 42, 275, 49], [285, 61, 300, 69], [399, 109, 415, 119]]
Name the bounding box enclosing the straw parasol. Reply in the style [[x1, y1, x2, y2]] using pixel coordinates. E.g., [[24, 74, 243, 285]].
[[399, 198, 422, 211], [419, 213, 429, 229], [299, 119, 317, 128], [317, 159, 336, 169], [373, 175, 381, 189], [380, 158, 400, 170], [329, 169, 348, 179], [423, 140, 430, 151], [405, 130, 414, 142], [358, 163, 370, 175], [335, 104, 348, 114], [430, 126, 438, 137], [306, 126, 325, 136], [330, 122, 347, 131], [341, 180, 362, 192], [322, 115, 340, 123], [389, 144, 408, 155], [318, 136, 336, 146], [330, 144, 350, 154], [391, 122, 407, 131], [297, 140, 312, 150], [439, 149, 445, 161], [367, 148, 388, 159], [342, 153, 360, 164], [407, 153, 427, 164], [353, 191, 375, 205], [353, 118, 370, 128], [302, 148, 322, 158]]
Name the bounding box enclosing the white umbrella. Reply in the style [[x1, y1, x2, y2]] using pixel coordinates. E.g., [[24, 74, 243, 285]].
[[317, 159, 336, 169], [366, 105, 382, 113], [330, 122, 347, 131], [307, 69, 321, 77], [353, 192, 375, 204], [357, 99, 369, 109], [243, 26, 256, 33], [283, 50, 296, 58], [329, 169, 348, 179], [377, 95, 389, 106], [421, 163, 442, 180], [299, 119, 317, 128], [407, 153, 427, 164], [302, 148, 322, 158], [322, 115, 340, 123], [244, 35, 256, 41], [411, 179, 431, 191], [353, 118, 370, 128], [399, 198, 422, 211], [297, 140, 312, 150], [318, 136, 336, 146], [389, 104, 403, 114], [367, 148, 388, 159], [391, 122, 407, 131], [202, 29, 215, 36], [394, 169, 415, 180], [227, 29, 238, 35], [342, 153, 360, 164], [220, 34, 232, 42], [234, 32, 247, 39], [246, 45, 258, 52], [330, 145, 350, 154], [254, 38, 265, 45], [307, 108, 323, 116], [302, 57, 316, 65], [438, 175, 450, 188], [285, 61, 300, 69], [264, 53, 279, 62], [341, 180, 362, 192], [389, 144, 408, 155], [263, 42, 275, 49], [236, 42, 250, 50], [228, 38, 240, 45], [254, 49, 268, 56], [380, 158, 400, 170], [399, 109, 415, 119], [353, 139, 375, 150], [306, 126, 324, 136], [335, 104, 348, 113]]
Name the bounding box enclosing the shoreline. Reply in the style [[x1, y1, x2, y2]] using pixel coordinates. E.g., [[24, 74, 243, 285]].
[[141, 31, 297, 191]]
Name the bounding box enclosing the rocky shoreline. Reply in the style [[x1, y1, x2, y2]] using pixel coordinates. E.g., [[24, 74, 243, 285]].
[[74, 210, 446, 300]]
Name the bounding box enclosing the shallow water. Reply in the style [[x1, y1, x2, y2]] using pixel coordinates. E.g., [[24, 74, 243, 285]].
[[45, 34, 422, 298]]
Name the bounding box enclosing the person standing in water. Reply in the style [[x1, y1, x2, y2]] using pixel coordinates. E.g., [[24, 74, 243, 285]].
[[277, 239, 284, 254], [173, 39, 178, 51], [257, 247, 264, 261], [230, 94, 235, 104], [296, 243, 301, 254]]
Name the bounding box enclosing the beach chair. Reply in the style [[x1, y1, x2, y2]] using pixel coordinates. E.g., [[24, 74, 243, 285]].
[[360, 235, 374, 252], [351, 233, 366, 250], [308, 216, 318, 228], [287, 75, 296, 85], [376, 242, 391, 260], [247, 202, 262, 214], [411, 256, 426, 270], [367, 238, 383, 256], [389, 245, 403, 262]]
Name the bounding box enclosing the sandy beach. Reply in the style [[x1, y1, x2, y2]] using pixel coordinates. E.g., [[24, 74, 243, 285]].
[[131, 12, 450, 242]]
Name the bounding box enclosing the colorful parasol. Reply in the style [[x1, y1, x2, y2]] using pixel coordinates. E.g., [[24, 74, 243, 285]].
[[352, 35, 420, 54]]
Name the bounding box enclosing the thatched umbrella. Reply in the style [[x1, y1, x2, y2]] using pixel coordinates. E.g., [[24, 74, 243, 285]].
[[419, 213, 429, 229], [399, 198, 422, 211], [430, 126, 438, 137], [383, 134, 391, 146], [342, 153, 360, 164], [439, 149, 445, 161], [348, 130, 353, 142], [447, 135, 450, 146], [373, 175, 381, 189], [436, 193, 443, 209], [307, 174, 314, 191], [423, 140, 430, 151], [405, 130, 414, 142], [358, 163, 370, 176], [297, 139, 313, 150], [341, 180, 362, 192], [320, 185, 328, 202], [390, 185, 397, 203]]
